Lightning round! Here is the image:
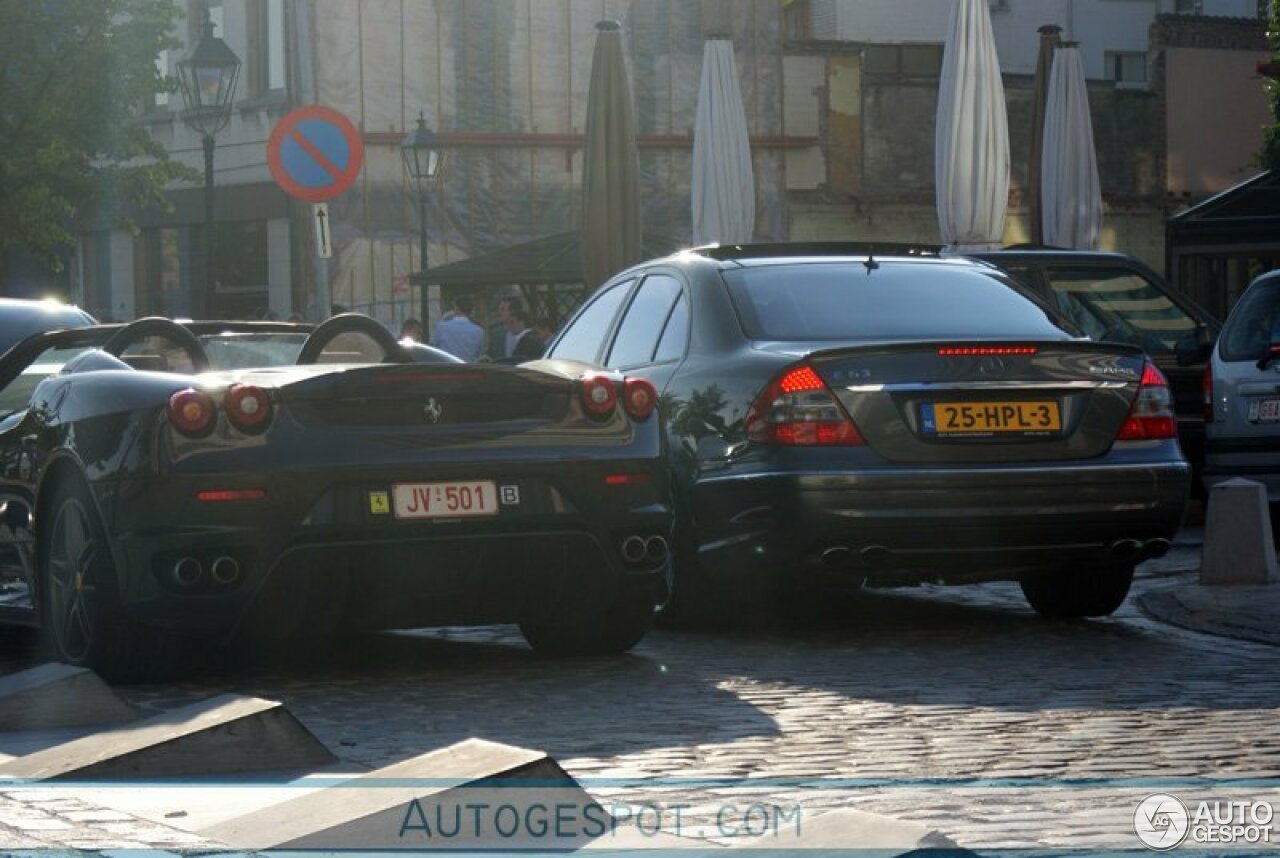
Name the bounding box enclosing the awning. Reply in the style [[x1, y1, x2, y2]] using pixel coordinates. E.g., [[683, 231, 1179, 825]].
[[411, 232, 684, 288]]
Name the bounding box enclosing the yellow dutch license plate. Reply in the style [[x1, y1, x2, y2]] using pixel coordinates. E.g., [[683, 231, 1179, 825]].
[[923, 401, 1061, 436]]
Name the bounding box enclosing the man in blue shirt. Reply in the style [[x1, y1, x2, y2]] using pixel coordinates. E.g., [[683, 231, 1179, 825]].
[[431, 295, 485, 362]]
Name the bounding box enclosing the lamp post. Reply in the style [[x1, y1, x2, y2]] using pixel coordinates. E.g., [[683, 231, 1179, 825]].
[[177, 11, 241, 319], [400, 112, 444, 332]]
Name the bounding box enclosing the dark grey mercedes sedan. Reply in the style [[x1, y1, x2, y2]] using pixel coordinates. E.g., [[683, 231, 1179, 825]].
[[539, 244, 1190, 621]]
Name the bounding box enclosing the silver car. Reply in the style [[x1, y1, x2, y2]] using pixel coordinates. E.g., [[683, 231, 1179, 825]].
[[1205, 270, 1280, 499]]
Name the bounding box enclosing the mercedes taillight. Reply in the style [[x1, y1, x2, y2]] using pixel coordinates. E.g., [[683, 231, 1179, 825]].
[[745, 364, 865, 446]]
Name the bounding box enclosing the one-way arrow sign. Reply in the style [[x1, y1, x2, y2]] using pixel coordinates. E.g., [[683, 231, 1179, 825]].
[[312, 202, 332, 259]]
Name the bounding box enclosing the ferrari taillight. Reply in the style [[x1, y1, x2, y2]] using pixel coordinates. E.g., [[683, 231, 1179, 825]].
[[1117, 362, 1178, 441], [224, 384, 273, 433], [168, 389, 215, 437], [579, 372, 618, 418], [745, 363, 866, 446], [622, 377, 658, 421]]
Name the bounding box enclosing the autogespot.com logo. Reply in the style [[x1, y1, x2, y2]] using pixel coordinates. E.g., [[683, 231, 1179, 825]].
[[1135, 794, 1190, 850]]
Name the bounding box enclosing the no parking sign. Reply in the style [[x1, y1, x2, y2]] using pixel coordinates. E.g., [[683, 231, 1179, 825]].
[[267, 105, 364, 202]]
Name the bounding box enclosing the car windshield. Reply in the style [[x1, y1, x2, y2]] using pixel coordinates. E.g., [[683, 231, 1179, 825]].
[[723, 262, 1077, 341], [198, 332, 310, 368], [1219, 275, 1280, 362], [1043, 267, 1198, 355]]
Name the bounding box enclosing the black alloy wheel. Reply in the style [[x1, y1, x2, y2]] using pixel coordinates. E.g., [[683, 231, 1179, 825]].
[[40, 478, 149, 681]]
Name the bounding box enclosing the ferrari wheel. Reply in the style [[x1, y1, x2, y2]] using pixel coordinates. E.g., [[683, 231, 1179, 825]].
[[40, 479, 146, 682], [1020, 561, 1135, 619], [519, 583, 656, 657]]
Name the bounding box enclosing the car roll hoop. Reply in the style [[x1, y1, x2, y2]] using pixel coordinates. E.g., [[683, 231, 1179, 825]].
[[101, 317, 212, 374]]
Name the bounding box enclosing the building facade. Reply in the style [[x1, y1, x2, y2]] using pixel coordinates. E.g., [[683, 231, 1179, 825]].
[[780, 0, 1269, 272], [79, 0, 301, 322], [72, 0, 1272, 321]]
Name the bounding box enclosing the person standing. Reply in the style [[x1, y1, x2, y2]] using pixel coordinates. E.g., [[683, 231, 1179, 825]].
[[399, 318, 424, 342], [431, 295, 485, 362], [487, 296, 522, 360], [506, 307, 545, 361]]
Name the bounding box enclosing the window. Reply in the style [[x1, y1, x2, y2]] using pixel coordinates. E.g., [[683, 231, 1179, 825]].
[[1175, 0, 1204, 13], [1045, 267, 1197, 355], [783, 0, 812, 40], [547, 280, 632, 363], [863, 44, 943, 78], [654, 293, 689, 364], [250, 0, 287, 93], [1105, 51, 1148, 86], [210, 221, 269, 293], [134, 227, 188, 317], [723, 263, 1072, 341], [1221, 278, 1280, 361], [607, 275, 683, 367]]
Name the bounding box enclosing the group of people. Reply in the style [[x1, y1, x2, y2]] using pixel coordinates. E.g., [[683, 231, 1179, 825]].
[[399, 296, 549, 363]]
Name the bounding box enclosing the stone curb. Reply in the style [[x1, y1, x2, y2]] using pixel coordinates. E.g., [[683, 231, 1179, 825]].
[[1137, 583, 1280, 647]]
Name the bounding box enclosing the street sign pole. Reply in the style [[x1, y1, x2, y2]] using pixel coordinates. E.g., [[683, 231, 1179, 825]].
[[312, 203, 332, 259]]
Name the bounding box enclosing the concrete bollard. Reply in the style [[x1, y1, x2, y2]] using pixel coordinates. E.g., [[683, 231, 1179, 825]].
[[1201, 478, 1278, 586]]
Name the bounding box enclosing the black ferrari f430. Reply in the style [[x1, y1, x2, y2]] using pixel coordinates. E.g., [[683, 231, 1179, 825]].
[[0, 314, 672, 679]]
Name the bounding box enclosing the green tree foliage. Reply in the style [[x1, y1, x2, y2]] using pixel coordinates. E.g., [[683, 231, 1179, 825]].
[[0, 0, 195, 272], [1263, 3, 1280, 169]]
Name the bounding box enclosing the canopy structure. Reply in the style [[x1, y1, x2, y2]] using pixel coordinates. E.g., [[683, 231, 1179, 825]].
[[1167, 170, 1280, 320], [413, 232, 683, 289], [581, 20, 642, 290], [1041, 44, 1102, 250], [935, 0, 1010, 252], [692, 38, 756, 245], [412, 231, 683, 326]]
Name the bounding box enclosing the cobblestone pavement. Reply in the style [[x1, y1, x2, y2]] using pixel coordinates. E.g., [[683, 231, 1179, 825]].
[[0, 544, 1277, 852]]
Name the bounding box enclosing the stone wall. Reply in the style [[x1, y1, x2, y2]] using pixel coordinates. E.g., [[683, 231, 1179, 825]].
[[784, 45, 1167, 267]]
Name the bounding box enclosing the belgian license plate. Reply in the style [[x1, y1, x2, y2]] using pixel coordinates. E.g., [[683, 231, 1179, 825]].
[[392, 480, 498, 519], [922, 401, 1061, 436], [1248, 399, 1280, 423]]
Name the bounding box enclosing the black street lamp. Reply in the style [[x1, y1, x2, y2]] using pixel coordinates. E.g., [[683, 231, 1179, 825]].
[[178, 11, 241, 319], [400, 112, 444, 332]]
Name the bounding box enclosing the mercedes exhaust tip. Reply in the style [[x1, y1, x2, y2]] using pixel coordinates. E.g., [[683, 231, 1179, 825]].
[[1110, 539, 1144, 561], [1142, 538, 1172, 559]]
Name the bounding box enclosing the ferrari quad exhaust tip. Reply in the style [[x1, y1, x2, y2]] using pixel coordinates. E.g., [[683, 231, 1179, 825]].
[[644, 535, 669, 565], [210, 555, 241, 586], [620, 535, 669, 567], [172, 557, 202, 588], [620, 536, 648, 565]]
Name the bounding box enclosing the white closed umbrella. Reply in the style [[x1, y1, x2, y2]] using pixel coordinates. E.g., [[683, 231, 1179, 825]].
[[692, 38, 755, 245], [935, 0, 1009, 252], [1042, 44, 1102, 250]]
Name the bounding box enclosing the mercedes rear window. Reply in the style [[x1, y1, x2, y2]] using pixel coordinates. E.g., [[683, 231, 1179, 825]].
[[722, 262, 1077, 341]]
